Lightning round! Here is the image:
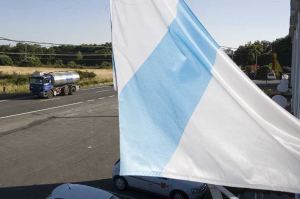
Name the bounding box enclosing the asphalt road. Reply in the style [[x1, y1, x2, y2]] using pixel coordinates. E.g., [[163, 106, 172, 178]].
[[0, 86, 158, 199]]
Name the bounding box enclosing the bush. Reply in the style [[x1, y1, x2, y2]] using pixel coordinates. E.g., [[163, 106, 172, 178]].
[[100, 61, 112, 69], [0, 72, 29, 85], [76, 70, 96, 79], [67, 61, 77, 68], [0, 55, 14, 66], [54, 59, 63, 66], [19, 57, 41, 67], [256, 65, 270, 80]]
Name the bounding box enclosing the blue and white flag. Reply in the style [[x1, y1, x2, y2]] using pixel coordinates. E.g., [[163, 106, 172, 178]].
[[110, 0, 300, 193]]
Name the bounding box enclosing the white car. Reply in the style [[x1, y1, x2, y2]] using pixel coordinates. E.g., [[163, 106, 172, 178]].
[[267, 72, 276, 80], [112, 160, 207, 199], [46, 184, 119, 199]]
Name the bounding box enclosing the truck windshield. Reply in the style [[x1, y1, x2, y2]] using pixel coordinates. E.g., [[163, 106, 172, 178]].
[[30, 77, 43, 84]]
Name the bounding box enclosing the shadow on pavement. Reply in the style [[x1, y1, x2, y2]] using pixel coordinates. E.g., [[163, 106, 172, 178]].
[[0, 93, 36, 100], [0, 179, 114, 199]]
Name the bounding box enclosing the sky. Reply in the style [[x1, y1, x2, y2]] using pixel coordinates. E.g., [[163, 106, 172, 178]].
[[0, 0, 290, 48]]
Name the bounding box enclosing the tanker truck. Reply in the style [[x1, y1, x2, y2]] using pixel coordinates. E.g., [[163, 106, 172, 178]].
[[29, 71, 80, 98]]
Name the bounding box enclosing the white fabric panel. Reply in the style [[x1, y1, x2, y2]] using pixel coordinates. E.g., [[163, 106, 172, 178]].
[[163, 49, 300, 193], [110, 0, 178, 92]]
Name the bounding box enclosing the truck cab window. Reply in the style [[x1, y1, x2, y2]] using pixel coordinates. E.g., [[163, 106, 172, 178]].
[[44, 78, 50, 84], [30, 77, 43, 84]]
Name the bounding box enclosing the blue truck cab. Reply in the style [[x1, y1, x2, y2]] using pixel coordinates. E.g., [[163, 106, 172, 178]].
[[30, 74, 54, 97]]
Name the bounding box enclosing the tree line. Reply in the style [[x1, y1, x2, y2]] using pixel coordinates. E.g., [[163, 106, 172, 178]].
[[0, 43, 112, 68], [0, 36, 292, 78], [232, 36, 291, 67], [226, 36, 292, 79]]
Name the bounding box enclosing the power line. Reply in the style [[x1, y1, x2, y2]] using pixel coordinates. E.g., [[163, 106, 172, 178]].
[[1, 36, 240, 50], [221, 46, 238, 50], [37, 58, 112, 61], [0, 52, 112, 56], [0, 36, 112, 48], [0, 37, 65, 46]]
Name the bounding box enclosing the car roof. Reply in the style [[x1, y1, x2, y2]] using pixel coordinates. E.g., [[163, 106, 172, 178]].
[[49, 184, 116, 199]]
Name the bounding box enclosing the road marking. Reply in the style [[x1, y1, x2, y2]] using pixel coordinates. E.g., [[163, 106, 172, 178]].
[[109, 191, 137, 199], [87, 99, 95, 102], [96, 89, 112, 93], [80, 86, 112, 91], [39, 98, 61, 102], [97, 95, 115, 100], [0, 100, 8, 103], [0, 101, 83, 120]]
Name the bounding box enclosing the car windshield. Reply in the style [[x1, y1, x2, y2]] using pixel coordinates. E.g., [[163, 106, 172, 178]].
[[114, 159, 120, 165], [30, 77, 43, 84]]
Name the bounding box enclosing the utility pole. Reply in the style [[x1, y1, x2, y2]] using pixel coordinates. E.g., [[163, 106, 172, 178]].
[[254, 47, 259, 66], [255, 52, 258, 66], [25, 43, 27, 60]]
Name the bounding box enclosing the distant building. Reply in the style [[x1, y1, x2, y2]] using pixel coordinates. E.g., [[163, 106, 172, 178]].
[[290, 0, 300, 118]]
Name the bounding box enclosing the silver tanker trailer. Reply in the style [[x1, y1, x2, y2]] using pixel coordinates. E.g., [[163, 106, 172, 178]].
[[29, 71, 80, 98]]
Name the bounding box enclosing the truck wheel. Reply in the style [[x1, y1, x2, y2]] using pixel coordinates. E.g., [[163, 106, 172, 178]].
[[113, 176, 128, 191], [69, 86, 76, 95], [62, 86, 69, 96], [71, 86, 76, 95], [47, 90, 54, 99]]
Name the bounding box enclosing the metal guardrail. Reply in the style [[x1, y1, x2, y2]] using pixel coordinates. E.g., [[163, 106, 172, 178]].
[[209, 185, 239, 199]]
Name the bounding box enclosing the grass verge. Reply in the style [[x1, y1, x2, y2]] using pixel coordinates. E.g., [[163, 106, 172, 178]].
[[0, 66, 113, 94]]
